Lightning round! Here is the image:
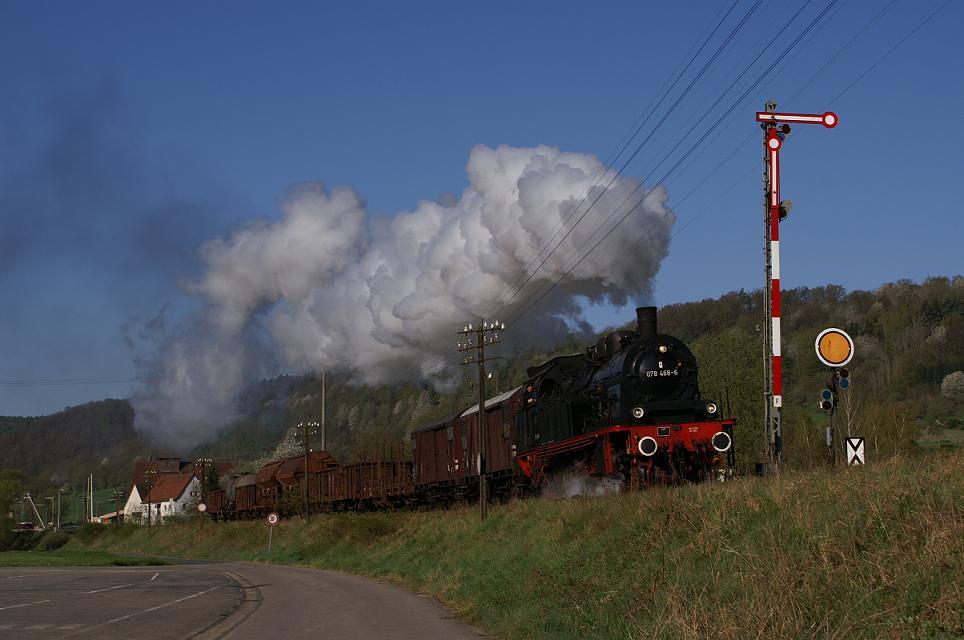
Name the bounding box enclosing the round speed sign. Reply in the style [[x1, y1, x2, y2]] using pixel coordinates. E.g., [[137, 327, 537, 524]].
[[266, 512, 280, 526], [815, 328, 854, 367]]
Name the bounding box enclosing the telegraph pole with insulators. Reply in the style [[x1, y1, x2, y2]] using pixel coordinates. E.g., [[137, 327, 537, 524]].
[[755, 102, 838, 472], [196, 457, 212, 528], [143, 469, 157, 528], [298, 421, 319, 522], [457, 319, 505, 521]]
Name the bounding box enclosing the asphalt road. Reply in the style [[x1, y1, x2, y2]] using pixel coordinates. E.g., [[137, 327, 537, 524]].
[[0, 562, 487, 639]]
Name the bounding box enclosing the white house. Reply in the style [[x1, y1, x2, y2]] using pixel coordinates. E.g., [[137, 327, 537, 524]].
[[123, 473, 200, 525], [123, 484, 144, 523]]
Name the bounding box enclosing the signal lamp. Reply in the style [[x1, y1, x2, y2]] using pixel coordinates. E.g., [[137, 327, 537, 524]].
[[778, 199, 793, 221], [838, 368, 849, 379], [819, 399, 833, 411], [821, 389, 833, 401], [839, 378, 850, 389]]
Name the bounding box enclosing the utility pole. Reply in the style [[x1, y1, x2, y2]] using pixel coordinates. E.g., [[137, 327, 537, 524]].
[[144, 470, 157, 528], [297, 421, 318, 522], [196, 457, 212, 529], [88, 474, 94, 523], [457, 319, 505, 521], [755, 102, 838, 473], [111, 488, 124, 527], [320, 372, 327, 451]]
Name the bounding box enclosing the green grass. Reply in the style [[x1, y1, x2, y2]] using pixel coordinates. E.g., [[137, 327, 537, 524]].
[[0, 549, 168, 567], [73, 452, 963, 639]]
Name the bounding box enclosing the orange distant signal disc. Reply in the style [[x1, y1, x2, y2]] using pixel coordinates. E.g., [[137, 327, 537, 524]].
[[815, 328, 854, 367]]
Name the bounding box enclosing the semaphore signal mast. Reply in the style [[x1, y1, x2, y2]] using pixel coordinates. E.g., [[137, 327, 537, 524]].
[[756, 101, 837, 473]]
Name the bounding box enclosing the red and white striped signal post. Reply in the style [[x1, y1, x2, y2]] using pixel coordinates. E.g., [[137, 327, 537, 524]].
[[755, 102, 837, 472]]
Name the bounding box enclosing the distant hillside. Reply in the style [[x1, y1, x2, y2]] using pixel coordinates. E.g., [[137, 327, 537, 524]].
[[0, 399, 147, 490]]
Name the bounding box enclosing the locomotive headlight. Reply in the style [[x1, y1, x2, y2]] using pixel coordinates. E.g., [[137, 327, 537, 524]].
[[711, 431, 732, 452], [658, 344, 668, 353], [638, 436, 658, 456], [706, 402, 719, 415], [632, 406, 645, 420]]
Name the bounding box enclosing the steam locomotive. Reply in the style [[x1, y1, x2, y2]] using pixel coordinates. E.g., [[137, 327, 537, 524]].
[[205, 307, 734, 516], [513, 306, 734, 489]]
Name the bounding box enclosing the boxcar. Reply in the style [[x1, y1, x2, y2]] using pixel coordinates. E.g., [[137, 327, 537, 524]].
[[233, 474, 258, 515]]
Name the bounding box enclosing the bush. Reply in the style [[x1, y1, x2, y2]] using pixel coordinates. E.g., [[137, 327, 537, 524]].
[[73, 523, 107, 544], [36, 531, 70, 551], [0, 517, 16, 551]]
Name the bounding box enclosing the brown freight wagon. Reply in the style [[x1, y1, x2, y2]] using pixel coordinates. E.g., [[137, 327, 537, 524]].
[[457, 387, 523, 497], [203, 489, 227, 518], [317, 461, 414, 510], [275, 451, 338, 511], [255, 461, 283, 513], [413, 410, 464, 503], [413, 387, 521, 503], [233, 474, 258, 515], [413, 387, 522, 504]]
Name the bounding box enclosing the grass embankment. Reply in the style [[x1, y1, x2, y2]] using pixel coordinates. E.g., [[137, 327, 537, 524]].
[[74, 453, 962, 639], [0, 549, 167, 567]]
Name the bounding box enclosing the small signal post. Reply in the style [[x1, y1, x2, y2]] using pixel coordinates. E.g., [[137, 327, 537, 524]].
[[756, 102, 838, 472]]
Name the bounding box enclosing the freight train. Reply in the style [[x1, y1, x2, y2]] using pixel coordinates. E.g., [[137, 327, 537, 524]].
[[205, 307, 735, 518]]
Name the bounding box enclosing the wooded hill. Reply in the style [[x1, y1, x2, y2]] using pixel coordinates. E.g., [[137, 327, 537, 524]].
[[2, 276, 961, 507], [206, 275, 964, 473]]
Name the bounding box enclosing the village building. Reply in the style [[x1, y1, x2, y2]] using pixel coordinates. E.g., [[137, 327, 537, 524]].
[[122, 472, 201, 525]]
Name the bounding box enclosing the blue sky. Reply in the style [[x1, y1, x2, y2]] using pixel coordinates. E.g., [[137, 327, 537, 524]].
[[1, 0, 961, 416]]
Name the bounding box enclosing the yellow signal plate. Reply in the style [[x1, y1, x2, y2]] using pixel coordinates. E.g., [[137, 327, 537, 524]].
[[815, 328, 854, 367]]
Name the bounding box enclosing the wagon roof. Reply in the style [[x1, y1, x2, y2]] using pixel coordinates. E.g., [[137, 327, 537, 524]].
[[275, 458, 303, 486], [233, 474, 257, 488], [255, 461, 282, 486], [460, 386, 521, 418], [412, 409, 465, 434]]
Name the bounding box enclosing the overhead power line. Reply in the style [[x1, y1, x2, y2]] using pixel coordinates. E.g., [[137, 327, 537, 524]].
[[503, 0, 842, 328], [0, 376, 155, 387], [485, 0, 759, 321]]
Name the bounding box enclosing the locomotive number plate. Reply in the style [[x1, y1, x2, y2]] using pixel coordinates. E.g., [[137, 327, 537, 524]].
[[646, 369, 679, 378]]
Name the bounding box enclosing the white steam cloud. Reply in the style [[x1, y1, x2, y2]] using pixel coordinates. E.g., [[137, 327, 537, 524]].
[[132, 144, 675, 446]]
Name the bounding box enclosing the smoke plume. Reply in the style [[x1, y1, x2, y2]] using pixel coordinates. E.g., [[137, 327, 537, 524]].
[[133, 144, 675, 446]]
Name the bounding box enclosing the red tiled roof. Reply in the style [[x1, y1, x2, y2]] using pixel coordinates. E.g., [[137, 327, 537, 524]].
[[145, 473, 195, 502], [131, 458, 181, 486]]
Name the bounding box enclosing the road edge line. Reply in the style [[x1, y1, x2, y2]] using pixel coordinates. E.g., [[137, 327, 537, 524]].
[[187, 571, 263, 640]]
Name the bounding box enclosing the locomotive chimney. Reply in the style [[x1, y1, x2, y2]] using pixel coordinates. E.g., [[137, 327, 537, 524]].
[[636, 306, 657, 339]]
